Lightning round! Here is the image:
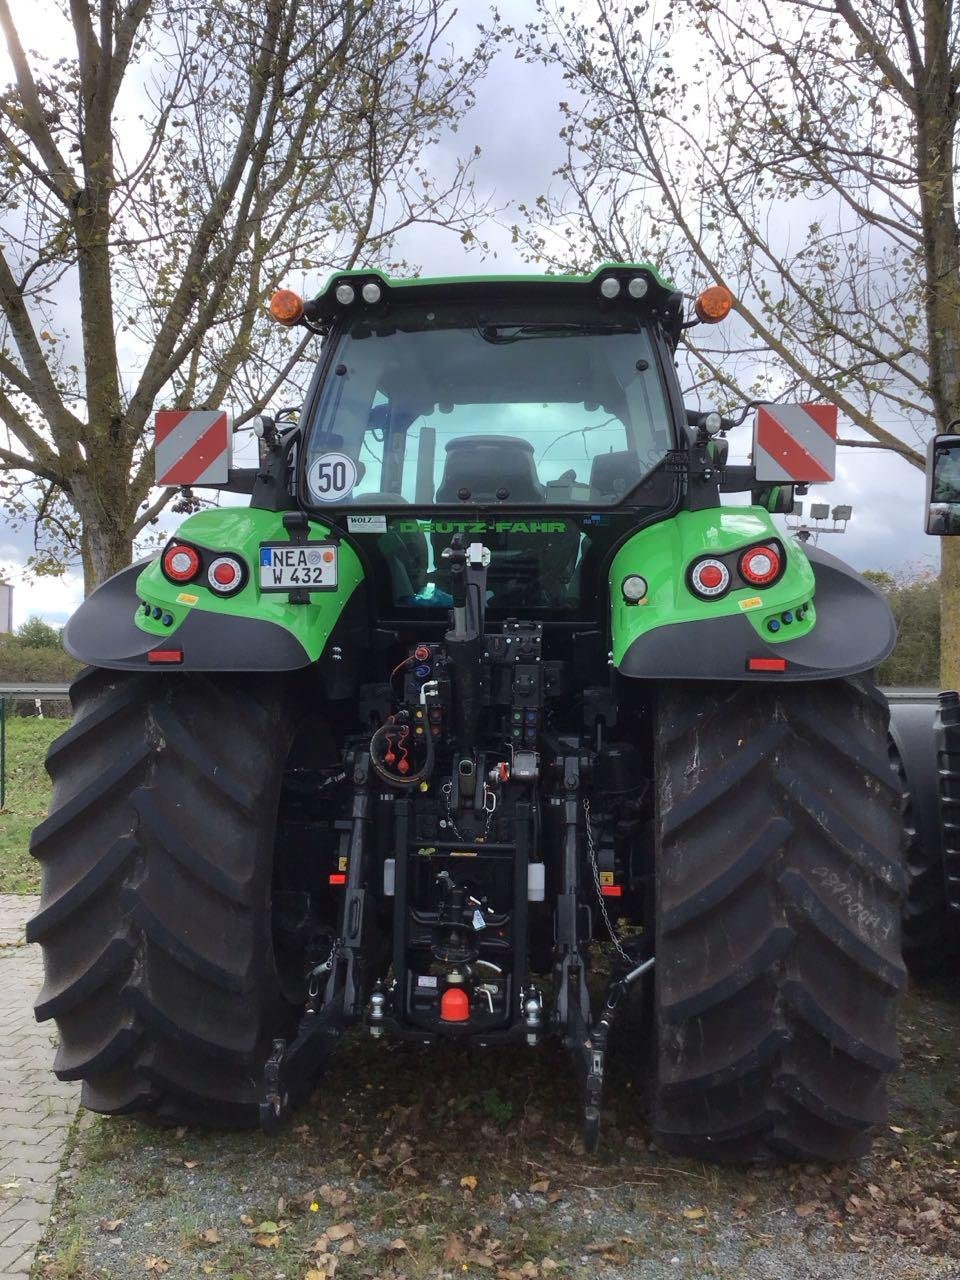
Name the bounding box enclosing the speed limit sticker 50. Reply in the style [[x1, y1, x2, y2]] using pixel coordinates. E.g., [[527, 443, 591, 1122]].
[[307, 452, 357, 502]]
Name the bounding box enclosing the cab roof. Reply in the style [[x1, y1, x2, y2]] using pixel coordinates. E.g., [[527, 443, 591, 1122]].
[[305, 262, 686, 345]]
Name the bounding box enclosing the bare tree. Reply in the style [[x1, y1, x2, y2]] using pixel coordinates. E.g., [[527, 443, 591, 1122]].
[[0, 0, 492, 591], [515, 0, 960, 680]]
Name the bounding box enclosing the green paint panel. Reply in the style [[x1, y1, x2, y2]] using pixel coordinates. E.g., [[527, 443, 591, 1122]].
[[609, 507, 817, 666], [134, 508, 364, 662]]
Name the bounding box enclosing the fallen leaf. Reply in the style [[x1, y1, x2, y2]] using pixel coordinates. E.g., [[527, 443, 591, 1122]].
[[460, 1175, 478, 1191], [306, 1264, 337, 1280], [183, 1160, 199, 1170], [239, 1213, 254, 1227], [310, 1202, 320, 1212], [529, 1179, 550, 1193], [541, 1259, 559, 1272], [443, 1233, 465, 1261], [339, 1237, 359, 1255], [255, 1220, 279, 1233], [144, 1259, 170, 1274], [386, 1237, 409, 1253], [795, 1202, 818, 1218], [327, 1222, 356, 1242], [252, 1233, 280, 1249], [198, 1228, 221, 1245], [682, 1207, 706, 1220], [547, 1190, 563, 1204], [319, 1184, 349, 1208], [201, 1266, 215, 1276], [99, 1219, 123, 1233]]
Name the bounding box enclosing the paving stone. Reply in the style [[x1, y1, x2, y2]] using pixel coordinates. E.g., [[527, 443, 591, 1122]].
[[0, 1217, 45, 1250], [0, 1196, 50, 1223], [0, 1240, 30, 1272], [0, 896, 79, 1277]]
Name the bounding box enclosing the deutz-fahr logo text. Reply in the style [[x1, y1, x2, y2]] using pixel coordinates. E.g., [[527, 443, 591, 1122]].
[[394, 519, 567, 534]]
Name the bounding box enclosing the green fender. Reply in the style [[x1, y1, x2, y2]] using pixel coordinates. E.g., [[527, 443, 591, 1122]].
[[609, 507, 896, 681], [63, 508, 365, 672]]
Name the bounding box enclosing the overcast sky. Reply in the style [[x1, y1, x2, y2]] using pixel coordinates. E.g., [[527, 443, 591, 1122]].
[[0, 3, 938, 627]]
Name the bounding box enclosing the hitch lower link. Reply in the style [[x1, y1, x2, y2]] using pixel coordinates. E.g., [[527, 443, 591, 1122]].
[[580, 955, 656, 1153], [258, 998, 346, 1133]]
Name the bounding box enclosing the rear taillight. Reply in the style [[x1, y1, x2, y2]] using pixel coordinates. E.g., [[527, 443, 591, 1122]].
[[161, 542, 201, 583], [739, 544, 781, 586], [206, 555, 245, 595], [689, 558, 731, 598]]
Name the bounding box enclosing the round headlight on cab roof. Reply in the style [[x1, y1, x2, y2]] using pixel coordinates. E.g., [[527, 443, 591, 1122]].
[[599, 276, 621, 299], [334, 283, 355, 305], [627, 275, 648, 299], [361, 281, 382, 304]]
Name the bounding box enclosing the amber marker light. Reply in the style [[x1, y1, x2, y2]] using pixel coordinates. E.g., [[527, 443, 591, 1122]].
[[269, 289, 305, 326], [695, 285, 735, 323]]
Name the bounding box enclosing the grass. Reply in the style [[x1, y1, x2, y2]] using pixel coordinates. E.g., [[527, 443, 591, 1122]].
[[0, 714, 61, 893]]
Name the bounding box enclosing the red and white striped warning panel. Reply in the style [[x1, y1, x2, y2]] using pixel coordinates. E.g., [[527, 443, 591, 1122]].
[[753, 404, 838, 483], [155, 410, 230, 486]]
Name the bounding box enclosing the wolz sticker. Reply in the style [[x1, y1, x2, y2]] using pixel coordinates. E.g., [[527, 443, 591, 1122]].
[[347, 513, 387, 533]]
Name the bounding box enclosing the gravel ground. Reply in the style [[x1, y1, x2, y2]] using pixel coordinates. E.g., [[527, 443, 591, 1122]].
[[33, 982, 960, 1280]]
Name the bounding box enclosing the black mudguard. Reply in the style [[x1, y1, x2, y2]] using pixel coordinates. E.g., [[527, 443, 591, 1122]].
[[64, 561, 311, 672], [618, 545, 896, 681]]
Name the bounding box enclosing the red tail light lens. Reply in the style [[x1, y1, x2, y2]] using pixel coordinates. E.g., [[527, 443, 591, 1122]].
[[161, 542, 201, 583], [739, 544, 781, 586], [690, 558, 731, 598], [206, 555, 245, 595]]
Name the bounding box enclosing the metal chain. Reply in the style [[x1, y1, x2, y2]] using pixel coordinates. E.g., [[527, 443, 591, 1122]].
[[440, 780, 495, 844], [307, 936, 342, 998], [583, 797, 632, 966]]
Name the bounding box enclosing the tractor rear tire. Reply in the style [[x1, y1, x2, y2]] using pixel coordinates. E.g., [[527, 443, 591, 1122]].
[[27, 667, 304, 1125], [894, 744, 957, 978], [652, 676, 904, 1162]]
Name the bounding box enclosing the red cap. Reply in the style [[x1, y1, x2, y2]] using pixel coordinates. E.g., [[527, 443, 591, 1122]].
[[440, 987, 470, 1022]]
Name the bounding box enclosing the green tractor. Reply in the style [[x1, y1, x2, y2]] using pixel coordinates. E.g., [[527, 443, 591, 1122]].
[[29, 265, 903, 1162]]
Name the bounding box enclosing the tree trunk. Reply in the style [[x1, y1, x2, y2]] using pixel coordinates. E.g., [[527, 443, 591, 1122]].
[[79, 520, 133, 596], [72, 472, 134, 595], [941, 539, 960, 690]]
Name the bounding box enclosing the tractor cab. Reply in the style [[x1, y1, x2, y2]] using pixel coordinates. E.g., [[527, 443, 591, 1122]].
[[294, 269, 685, 623]]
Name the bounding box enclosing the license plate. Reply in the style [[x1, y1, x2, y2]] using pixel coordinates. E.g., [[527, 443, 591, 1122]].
[[259, 542, 338, 591]]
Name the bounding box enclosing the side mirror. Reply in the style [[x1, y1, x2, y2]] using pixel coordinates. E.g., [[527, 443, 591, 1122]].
[[926, 433, 960, 534], [752, 483, 795, 514]]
